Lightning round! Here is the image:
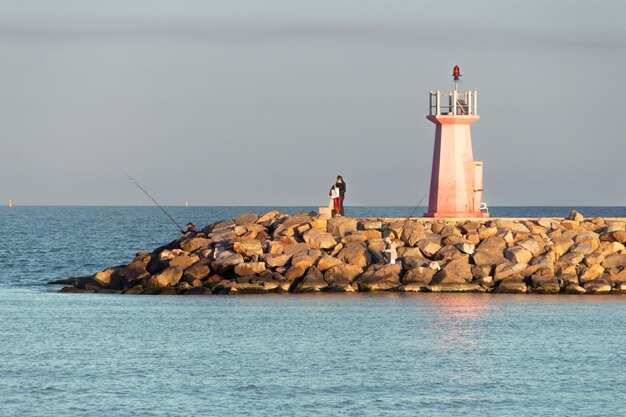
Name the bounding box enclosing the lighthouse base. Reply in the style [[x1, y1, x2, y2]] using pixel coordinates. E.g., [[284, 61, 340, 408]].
[[424, 211, 488, 218]]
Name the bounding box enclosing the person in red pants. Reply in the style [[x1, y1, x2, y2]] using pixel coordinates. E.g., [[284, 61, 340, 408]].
[[329, 175, 346, 216]]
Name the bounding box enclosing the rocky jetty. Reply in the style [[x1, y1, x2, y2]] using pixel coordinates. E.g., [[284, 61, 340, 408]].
[[53, 210, 626, 295]]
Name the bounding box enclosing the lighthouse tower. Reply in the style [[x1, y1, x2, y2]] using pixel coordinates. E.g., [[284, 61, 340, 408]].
[[424, 66, 487, 218]]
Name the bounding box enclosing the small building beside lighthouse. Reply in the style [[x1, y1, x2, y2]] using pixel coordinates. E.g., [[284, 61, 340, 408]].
[[424, 66, 488, 218]]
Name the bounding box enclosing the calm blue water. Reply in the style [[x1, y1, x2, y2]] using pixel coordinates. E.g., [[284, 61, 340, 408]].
[[1, 206, 626, 416]]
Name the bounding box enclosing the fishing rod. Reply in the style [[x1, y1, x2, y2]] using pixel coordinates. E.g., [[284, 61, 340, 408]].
[[398, 190, 429, 237], [123, 172, 185, 233]]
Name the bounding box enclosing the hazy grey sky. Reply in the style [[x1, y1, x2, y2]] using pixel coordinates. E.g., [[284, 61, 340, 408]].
[[1, 0, 625, 206]]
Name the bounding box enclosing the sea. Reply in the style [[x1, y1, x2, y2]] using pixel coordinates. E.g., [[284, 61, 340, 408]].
[[1, 206, 625, 416]]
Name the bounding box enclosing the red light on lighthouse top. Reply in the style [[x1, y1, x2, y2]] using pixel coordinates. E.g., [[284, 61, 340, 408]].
[[452, 65, 461, 80]]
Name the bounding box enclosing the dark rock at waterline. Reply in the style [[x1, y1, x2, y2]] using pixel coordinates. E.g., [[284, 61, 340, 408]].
[[494, 279, 527, 294], [356, 263, 402, 291], [48, 277, 86, 286], [59, 286, 93, 293], [292, 267, 327, 293], [146, 257, 168, 275]]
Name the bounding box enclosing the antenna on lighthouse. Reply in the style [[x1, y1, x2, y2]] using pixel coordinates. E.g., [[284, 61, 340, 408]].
[[452, 65, 461, 92]]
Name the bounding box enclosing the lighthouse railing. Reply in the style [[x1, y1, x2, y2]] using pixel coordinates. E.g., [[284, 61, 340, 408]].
[[429, 91, 478, 116]]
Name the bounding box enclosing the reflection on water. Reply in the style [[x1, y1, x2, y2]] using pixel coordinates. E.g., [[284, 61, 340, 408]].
[[430, 294, 495, 351]]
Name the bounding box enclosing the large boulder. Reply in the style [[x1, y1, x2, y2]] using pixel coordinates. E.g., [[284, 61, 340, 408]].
[[433, 245, 465, 262], [211, 251, 244, 272], [92, 268, 123, 289], [417, 239, 442, 258], [291, 267, 328, 292], [257, 210, 283, 224], [555, 252, 585, 267], [454, 241, 476, 255], [146, 257, 169, 275], [431, 258, 473, 284], [601, 254, 626, 269], [551, 237, 574, 256], [602, 230, 626, 244], [356, 264, 402, 291], [472, 264, 492, 280], [567, 210, 584, 221], [233, 239, 263, 257], [396, 247, 423, 258], [598, 241, 625, 257], [342, 234, 367, 244], [147, 266, 184, 287], [504, 246, 533, 264], [495, 279, 527, 293], [234, 262, 266, 276], [359, 220, 382, 230], [316, 255, 342, 272], [284, 265, 307, 281], [182, 263, 211, 283], [337, 242, 372, 268], [492, 220, 531, 234], [262, 254, 290, 268], [402, 266, 436, 286], [118, 262, 150, 286], [233, 275, 279, 294], [583, 279, 612, 294], [327, 217, 358, 238], [302, 228, 337, 250], [533, 278, 561, 294], [493, 263, 527, 281], [440, 224, 462, 238], [400, 224, 426, 246], [400, 256, 431, 270], [472, 251, 509, 266], [569, 242, 595, 255], [460, 221, 481, 234], [291, 254, 316, 269], [583, 253, 604, 267], [561, 220, 581, 231], [574, 230, 600, 248], [578, 264, 605, 283], [235, 223, 267, 238], [180, 237, 212, 253], [478, 226, 498, 240], [267, 241, 284, 255], [466, 230, 480, 244], [210, 229, 237, 243], [497, 229, 514, 244], [281, 242, 311, 256], [477, 236, 507, 252], [324, 264, 362, 291], [235, 213, 259, 225], [531, 252, 556, 268], [211, 219, 235, 232], [169, 254, 199, 270], [273, 213, 312, 237], [353, 229, 383, 241], [564, 284, 586, 294]]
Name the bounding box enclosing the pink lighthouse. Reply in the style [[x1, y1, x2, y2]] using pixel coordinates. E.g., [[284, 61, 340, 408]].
[[424, 66, 488, 218]]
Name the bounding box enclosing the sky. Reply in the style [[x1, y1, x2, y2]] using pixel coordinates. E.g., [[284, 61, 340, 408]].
[[1, 0, 625, 206]]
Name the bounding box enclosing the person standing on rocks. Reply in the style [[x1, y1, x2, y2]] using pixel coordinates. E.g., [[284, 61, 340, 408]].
[[329, 175, 346, 216]]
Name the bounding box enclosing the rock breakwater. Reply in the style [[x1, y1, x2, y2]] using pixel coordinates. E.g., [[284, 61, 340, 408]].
[[53, 210, 626, 295]]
